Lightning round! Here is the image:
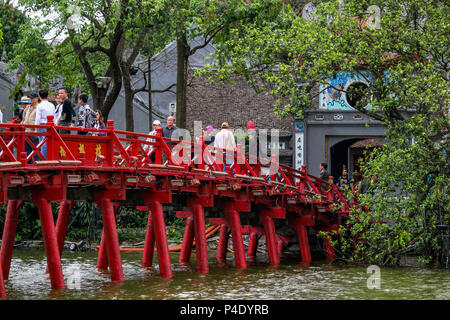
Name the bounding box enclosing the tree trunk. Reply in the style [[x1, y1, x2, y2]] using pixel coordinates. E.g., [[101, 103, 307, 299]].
[[148, 54, 152, 131], [122, 66, 134, 133], [176, 23, 189, 129]]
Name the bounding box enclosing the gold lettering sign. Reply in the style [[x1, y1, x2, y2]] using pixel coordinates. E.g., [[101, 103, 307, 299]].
[[95, 144, 102, 156], [59, 146, 66, 158], [78, 144, 85, 153]]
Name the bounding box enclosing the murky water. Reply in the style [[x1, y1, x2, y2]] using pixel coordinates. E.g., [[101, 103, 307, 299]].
[[2, 248, 449, 300]]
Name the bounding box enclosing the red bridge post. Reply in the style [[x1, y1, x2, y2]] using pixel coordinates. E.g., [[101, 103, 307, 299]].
[[246, 226, 260, 263], [46, 200, 75, 273], [97, 229, 109, 270], [288, 210, 314, 263], [0, 200, 23, 280], [33, 197, 65, 289], [149, 200, 172, 277], [296, 223, 312, 262], [98, 197, 124, 282], [259, 212, 280, 265], [216, 224, 230, 262], [55, 200, 75, 256], [178, 212, 194, 265], [191, 202, 209, 273], [323, 236, 336, 261], [97, 203, 120, 270], [142, 210, 155, 268], [225, 204, 247, 269], [0, 260, 5, 297]]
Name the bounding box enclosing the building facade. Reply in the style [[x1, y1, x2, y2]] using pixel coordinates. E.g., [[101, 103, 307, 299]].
[[296, 71, 386, 179]]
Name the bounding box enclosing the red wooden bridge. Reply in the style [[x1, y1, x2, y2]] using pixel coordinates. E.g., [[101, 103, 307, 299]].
[[0, 116, 356, 297]]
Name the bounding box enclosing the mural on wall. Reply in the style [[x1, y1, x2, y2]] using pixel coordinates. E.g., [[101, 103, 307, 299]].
[[319, 71, 374, 110]]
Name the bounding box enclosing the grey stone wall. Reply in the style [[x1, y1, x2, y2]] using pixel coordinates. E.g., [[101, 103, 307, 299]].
[[186, 72, 295, 133]]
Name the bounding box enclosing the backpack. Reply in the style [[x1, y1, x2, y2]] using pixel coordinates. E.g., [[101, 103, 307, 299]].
[[85, 106, 97, 129]]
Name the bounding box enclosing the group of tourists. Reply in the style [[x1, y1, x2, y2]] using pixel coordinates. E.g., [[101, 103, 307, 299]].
[[11, 88, 106, 159], [319, 162, 355, 189], [145, 116, 258, 172]]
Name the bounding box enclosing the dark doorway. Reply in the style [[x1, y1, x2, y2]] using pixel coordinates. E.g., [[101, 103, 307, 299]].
[[329, 138, 363, 181]]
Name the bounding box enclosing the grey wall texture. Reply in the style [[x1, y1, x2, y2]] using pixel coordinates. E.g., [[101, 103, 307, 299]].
[[186, 72, 295, 133]]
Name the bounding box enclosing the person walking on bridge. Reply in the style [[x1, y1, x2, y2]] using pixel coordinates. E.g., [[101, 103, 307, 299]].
[[320, 162, 329, 180], [56, 87, 76, 134], [162, 116, 178, 141], [75, 93, 96, 135], [22, 93, 39, 162], [34, 89, 55, 159], [214, 122, 236, 172]]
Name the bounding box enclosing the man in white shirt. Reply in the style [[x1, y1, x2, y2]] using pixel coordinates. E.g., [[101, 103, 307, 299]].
[[144, 119, 161, 163], [34, 89, 55, 159], [214, 122, 236, 172], [144, 119, 161, 152]]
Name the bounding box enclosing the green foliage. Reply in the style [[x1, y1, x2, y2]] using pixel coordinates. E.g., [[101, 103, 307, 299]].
[[0, 3, 25, 60], [202, 0, 450, 266], [10, 0, 176, 118], [0, 202, 43, 241]]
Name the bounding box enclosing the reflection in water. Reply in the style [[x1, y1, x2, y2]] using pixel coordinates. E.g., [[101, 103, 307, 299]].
[[3, 248, 450, 300], [297, 261, 311, 269]]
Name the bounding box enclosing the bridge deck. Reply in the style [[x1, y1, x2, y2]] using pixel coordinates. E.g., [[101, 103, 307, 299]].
[[0, 117, 360, 296]]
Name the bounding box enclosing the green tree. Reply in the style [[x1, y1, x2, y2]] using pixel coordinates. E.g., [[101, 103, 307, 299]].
[[0, 3, 26, 61], [201, 0, 449, 266], [11, 0, 174, 126]]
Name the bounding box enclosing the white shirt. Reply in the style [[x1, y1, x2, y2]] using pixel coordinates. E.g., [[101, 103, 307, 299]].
[[214, 128, 236, 152], [144, 129, 157, 151], [35, 100, 56, 125], [54, 103, 63, 124]]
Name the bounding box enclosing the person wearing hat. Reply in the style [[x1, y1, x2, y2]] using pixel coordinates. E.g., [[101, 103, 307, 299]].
[[22, 94, 37, 130], [144, 119, 161, 162], [246, 120, 258, 164], [20, 94, 39, 162], [214, 122, 236, 172], [17, 96, 31, 120], [204, 125, 215, 146]]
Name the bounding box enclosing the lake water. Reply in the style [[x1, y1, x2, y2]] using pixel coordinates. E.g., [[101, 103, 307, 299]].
[[2, 248, 449, 300]]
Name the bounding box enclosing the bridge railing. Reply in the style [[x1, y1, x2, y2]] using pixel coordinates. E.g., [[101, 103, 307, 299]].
[[0, 117, 354, 213]]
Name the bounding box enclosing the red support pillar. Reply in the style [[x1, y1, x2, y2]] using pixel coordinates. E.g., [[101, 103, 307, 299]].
[[0, 261, 5, 298], [260, 214, 280, 265], [55, 200, 75, 256], [296, 224, 312, 262], [179, 215, 194, 264], [323, 236, 336, 261], [192, 203, 209, 273], [150, 200, 172, 278], [216, 224, 229, 262], [142, 211, 155, 268], [246, 227, 259, 263], [277, 236, 284, 257], [96, 229, 109, 270], [225, 208, 247, 269], [34, 197, 65, 289], [46, 200, 75, 273], [98, 198, 124, 282], [0, 200, 23, 280]]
